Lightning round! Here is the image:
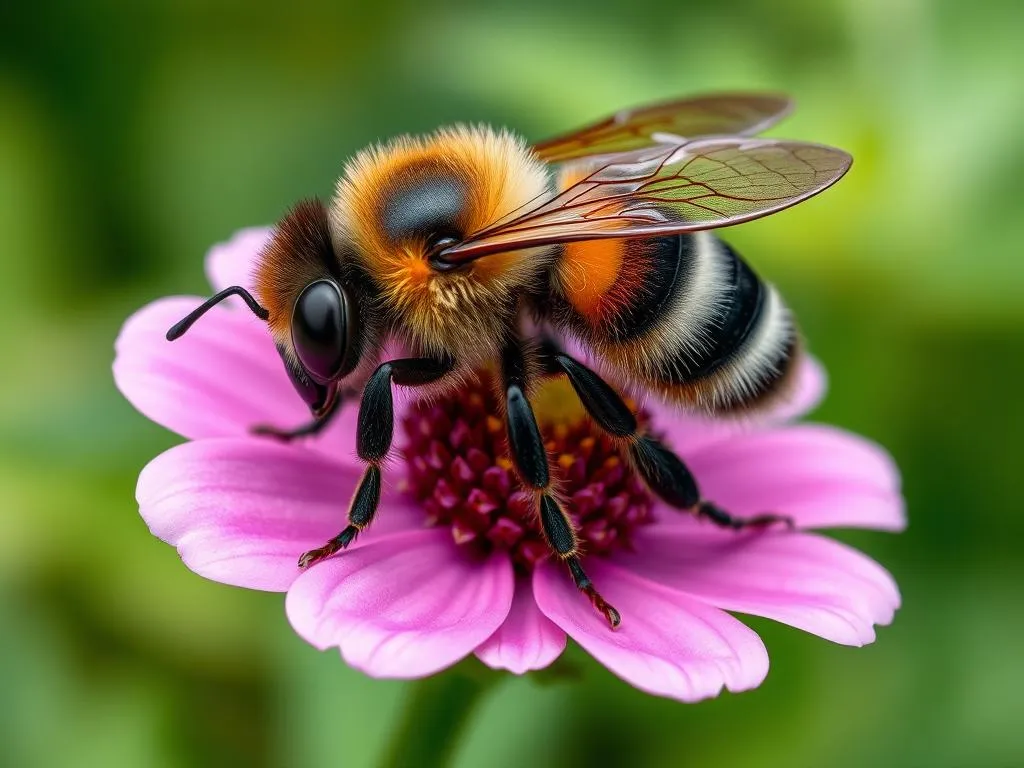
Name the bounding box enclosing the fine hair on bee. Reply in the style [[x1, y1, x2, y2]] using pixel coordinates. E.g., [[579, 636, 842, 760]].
[[165, 93, 851, 629]]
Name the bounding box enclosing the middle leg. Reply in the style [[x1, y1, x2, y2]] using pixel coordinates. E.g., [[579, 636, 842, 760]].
[[501, 336, 620, 628]]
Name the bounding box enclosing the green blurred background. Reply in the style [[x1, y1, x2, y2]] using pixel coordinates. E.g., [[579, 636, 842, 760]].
[[2, 0, 1022, 766]]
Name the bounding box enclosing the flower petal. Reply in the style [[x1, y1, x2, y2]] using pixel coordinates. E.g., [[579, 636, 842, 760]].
[[771, 353, 827, 422], [137, 438, 422, 591], [620, 528, 900, 645], [532, 560, 768, 702], [644, 355, 828, 457], [683, 424, 905, 531], [475, 578, 566, 674], [205, 227, 272, 293], [287, 530, 514, 678], [114, 296, 305, 438], [113, 296, 360, 457]]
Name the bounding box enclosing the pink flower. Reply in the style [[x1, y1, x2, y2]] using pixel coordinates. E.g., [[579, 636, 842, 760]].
[[114, 228, 904, 702]]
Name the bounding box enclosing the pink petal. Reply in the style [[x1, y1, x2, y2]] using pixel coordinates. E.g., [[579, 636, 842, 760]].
[[287, 530, 514, 678], [205, 227, 272, 293], [532, 560, 768, 702], [114, 296, 302, 437], [643, 355, 828, 457], [620, 527, 900, 645], [113, 296, 359, 457], [682, 424, 905, 531], [137, 438, 422, 591], [770, 353, 827, 422], [475, 578, 567, 674]]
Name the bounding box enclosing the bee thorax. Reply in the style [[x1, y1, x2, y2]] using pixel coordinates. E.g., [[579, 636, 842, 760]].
[[387, 270, 518, 361]]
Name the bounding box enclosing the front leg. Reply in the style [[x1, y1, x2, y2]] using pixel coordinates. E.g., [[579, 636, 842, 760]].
[[251, 390, 346, 442], [298, 355, 454, 568], [255, 343, 342, 442]]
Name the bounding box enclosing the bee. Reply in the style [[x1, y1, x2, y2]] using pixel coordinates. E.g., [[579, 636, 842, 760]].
[[168, 93, 851, 627]]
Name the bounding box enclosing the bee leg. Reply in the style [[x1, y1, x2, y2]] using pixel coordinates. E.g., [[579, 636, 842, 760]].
[[251, 391, 344, 442], [543, 346, 794, 532], [693, 501, 795, 531], [297, 356, 454, 569], [629, 436, 794, 530], [502, 337, 620, 629], [536, 341, 637, 438]]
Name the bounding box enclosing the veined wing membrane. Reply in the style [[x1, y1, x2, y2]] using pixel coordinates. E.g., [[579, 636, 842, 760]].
[[440, 138, 852, 262], [532, 93, 793, 163]]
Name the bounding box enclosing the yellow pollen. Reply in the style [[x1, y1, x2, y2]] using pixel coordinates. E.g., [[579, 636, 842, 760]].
[[557, 453, 575, 471], [532, 377, 587, 427], [486, 415, 503, 434]]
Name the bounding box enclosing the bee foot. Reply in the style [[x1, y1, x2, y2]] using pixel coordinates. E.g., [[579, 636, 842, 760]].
[[697, 501, 795, 532], [297, 526, 359, 568]]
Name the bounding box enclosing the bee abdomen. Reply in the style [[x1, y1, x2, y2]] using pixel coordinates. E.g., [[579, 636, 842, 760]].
[[645, 234, 798, 413], [552, 231, 798, 415], [673, 242, 765, 379]]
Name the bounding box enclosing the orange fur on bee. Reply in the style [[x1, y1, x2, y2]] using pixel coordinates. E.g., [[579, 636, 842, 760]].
[[330, 125, 551, 362], [560, 238, 624, 317], [551, 162, 647, 329], [557, 236, 670, 331]]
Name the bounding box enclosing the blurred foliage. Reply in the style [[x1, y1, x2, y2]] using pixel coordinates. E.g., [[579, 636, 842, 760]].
[[2, 0, 1023, 766]]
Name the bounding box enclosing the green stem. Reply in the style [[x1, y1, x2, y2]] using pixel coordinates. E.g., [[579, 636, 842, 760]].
[[378, 665, 503, 768]]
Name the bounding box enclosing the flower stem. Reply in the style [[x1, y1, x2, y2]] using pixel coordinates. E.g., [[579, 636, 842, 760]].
[[378, 664, 503, 768]]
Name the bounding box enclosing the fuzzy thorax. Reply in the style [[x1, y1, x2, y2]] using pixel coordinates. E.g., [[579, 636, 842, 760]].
[[329, 125, 552, 360]]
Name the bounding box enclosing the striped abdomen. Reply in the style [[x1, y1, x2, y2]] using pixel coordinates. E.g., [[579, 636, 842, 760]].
[[548, 231, 799, 415]]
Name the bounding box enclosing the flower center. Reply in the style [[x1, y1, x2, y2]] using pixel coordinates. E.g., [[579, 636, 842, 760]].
[[401, 375, 655, 570]]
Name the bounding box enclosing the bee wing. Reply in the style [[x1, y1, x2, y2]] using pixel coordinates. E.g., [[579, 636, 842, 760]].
[[532, 93, 793, 163], [439, 138, 852, 263]]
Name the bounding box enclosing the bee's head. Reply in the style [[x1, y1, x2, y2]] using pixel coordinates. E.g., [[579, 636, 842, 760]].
[[256, 199, 365, 414], [167, 199, 364, 416]]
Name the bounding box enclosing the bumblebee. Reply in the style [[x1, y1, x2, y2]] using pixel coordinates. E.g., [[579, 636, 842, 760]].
[[168, 94, 851, 627]]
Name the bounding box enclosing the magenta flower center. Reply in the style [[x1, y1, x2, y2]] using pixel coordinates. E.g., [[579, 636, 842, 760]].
[[402, 376, 655, 571]]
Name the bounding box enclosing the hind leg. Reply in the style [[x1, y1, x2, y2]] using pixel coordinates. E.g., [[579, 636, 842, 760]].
[[539, 341, 793, 531]]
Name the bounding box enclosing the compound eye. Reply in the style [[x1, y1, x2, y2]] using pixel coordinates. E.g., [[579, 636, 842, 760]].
[[291, 280, 349, 382]]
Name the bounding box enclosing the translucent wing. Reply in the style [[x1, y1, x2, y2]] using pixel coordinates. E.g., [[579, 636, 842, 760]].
[[532, 93, 793, 163], [439, 138, 852, 263]]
